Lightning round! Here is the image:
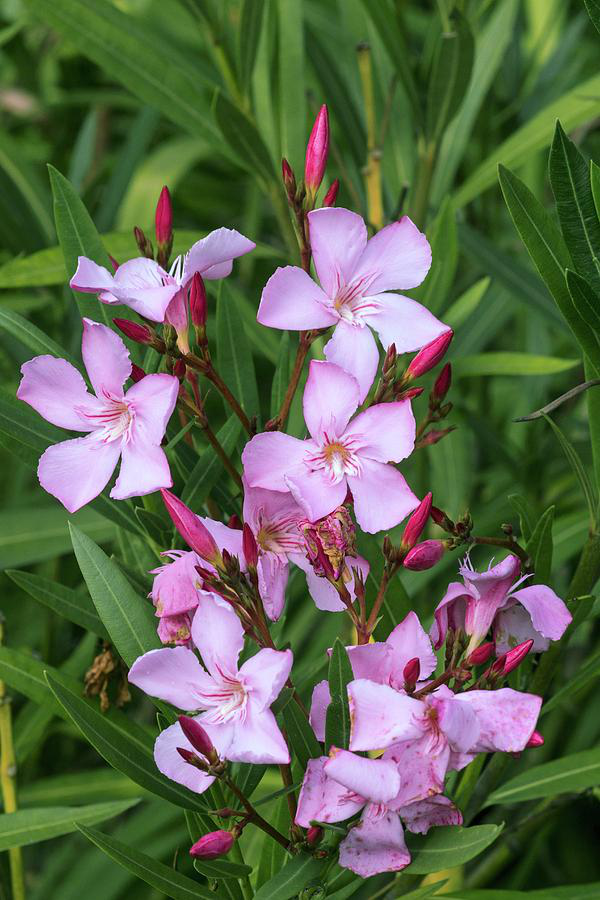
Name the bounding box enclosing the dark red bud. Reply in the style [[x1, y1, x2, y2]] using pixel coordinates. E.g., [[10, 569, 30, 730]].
[[306, 825, 323, 846], [418, 427, 456, 447], [173, 359, 186, 379], [178, 715, 216, 761], [490, 639, 534, 677], [433, 363, 452, 403], [466, 642, 494, 666], [402, 540, 444, 571], [190, 272, 207, 329], [383, 343, 397, 376], [401, 493, 432, 551], [113, 318, 153, 345], [526, 731, 544, 748], [134, 226, 154, 259], [395, 386, 424, 402], [403, 657, 421, 687], [161, 489, 220, 563], [130, 364, 146, 383], [322, 178, 339, 207], [155, 186, 173, 245], [227, 514, 242, 530], [281, 158, 296, 197], [407, 330, 454, 379], [242, 523, 259, 569]]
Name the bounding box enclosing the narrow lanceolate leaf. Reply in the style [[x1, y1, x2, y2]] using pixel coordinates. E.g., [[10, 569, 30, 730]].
[[508, 494, 536, 543], [238, 0, 266, 90], [426, 11, 474, 143], [549, 122, 600, 296], [453, 354, 579, 378], [281, 699, 322, 769], [5, 570, 108, 638], [45, 672, 210, 813], [69, 523, 159, 666], [270, 332, 292, 418], [78, 825, 217, 900], [216, 283, 260, 420], [0, 308, 78, 367], [526, 506, 555, 584], [277, 0, 305, 175], [214, 92, 275, 188], [193, 856, 253, 880], [543, 414, 598, 528], [0, 801, 138, 850], [486, 748, 600, 805], [566, 270, 600, 336], [253, 852, 328, 900], [405, 824, 503, 874], [325, 639, 353, 751], [182, 415, 241, 509], [584, 0, 600, 36], [541, 645, 600, 717]]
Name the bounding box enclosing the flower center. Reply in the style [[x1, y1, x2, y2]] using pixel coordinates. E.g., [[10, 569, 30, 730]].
[[81, 395, 134, 444], [331, 273, 379, 325], [196, 672, 249, 724], [306, 434, 362, 485], [254, 509, 303, 556]]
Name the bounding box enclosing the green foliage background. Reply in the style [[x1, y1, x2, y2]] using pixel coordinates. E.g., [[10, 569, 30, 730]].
[[0, 0, 599, 897]]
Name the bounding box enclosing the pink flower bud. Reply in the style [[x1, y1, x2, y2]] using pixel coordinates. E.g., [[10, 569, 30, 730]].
[[401, 492, 432, 551], [395, 386, 424, 402], [281, 158, 296, 198], [433, 363, 452, 403], [130, 364, 146, 383], [242, 523, 259, 569], [190, 272, 207, 329], [155, 186, 173, 245], [490, 639, 534, 677], [402, 540, 444, 571], [418, 427, 456, 447], [178, 715, 216, 761], [134, 226, 154, 259], [305, 104, 329, 193], [109, 255, 119, 272], [161, 489, 220, 564], [526, 730, 544, 748], [190, 830, 234, 860], [306, 825, 323, 846], [322, 179, 339, 207], [227, 514, 242, 530], [113, 318, 153, 345], [466, 641, 494, 666], [407, 330, 454, 379], [403, 656, 420, 688], [383, 343, 397, 376]]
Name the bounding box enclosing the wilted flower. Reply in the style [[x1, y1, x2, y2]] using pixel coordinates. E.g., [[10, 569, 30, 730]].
[[300, 506, 356, 581]]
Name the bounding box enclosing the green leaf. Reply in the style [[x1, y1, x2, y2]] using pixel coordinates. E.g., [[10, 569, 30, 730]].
[[78, 825, 217, 899], [585, 0, 600, 33], [324, 638, 353, 751], [541, 644, 600, 717], [277, 0, 305, 175], [453, 353, 579, 377], [445, 277, 490, 330], [526, 505, 555, 584], [45, 671, 210, 813], [0, 647, 72, 711], [216, 283, 260, 419], [405, 824, 503, 874], [253, 852, 327, 900], [5, 569, 108, 638], [486, 748, 600, 805], [270, 332, 292, 419], [214, 92, 275, 188], [415, 196, 457, 315], [426, 11, 474, 144], [69, 523, 159, 666], [281, 699, 322, 769], [193, 857, 253, 880], [508, 494, 536, 543], [542, 414, 598, 528], [19, 769, 147, 807], [0, 506, 114, 570], [238, 0, 266, 90], [566, 269, 600, 336], [0, 800, 138, 850], [182, 415, 241, 509], [514, 379, 600, 422], [0, 308, 78, 366]]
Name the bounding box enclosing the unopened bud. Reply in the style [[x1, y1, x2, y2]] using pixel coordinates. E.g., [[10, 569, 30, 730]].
[[109, 255, 119, 272], [176, 747, 208, 771], [173, 359, 186, 380], [418, 426, 456, 447], [161, 489, 221, 564], [526, 731, 544, 748], [242, 523, 259, 570], [282, 158, 297, 201], [322, 179, 339, 207], [130, 364, 146, 383], [401, 492, 432, 551], [432, 363, 452, 404], [155, 186, 173, 245], [306, 825, 323, 846], [190, 830, 235, 860], [227, 514, 242, 530], [134, 226, 154, 259], [305, 104, 329, 194], [402, 540, 444, 571], [407, 330, 454, 380], [113, 318, 153, 345], [466, 642, 494, 666], [383, 343, 397, 377], [395, 386, 424, 402], [431, 506, 454, 531], [190, 272, 207, 329], [490, 639, 534, 678], [178, 715, 217, 762], [403, 657, 420, 690]]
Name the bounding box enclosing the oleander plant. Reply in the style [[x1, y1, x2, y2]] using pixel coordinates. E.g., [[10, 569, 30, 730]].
[[1, 1, 600, 898]]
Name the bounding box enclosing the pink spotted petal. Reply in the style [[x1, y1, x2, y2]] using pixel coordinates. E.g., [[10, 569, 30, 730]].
[[128, 646, 212, 710], [17, 356, 99, 432], [325, 749, 401, 805], [454, 688, 542, 753], [38, 435, 120, 513], [238, 648, 293, 711], [126, 372, 179, 445], [257, 266, 336, 330], [241, 432, 309, 493], [228, 707, 290, 764], [303, 360, 361, 441], [308, 208, 368, 298], [345, 642, 393, 682], [347, 459, 418, 534], [242, 477, 304, 536], [399, 795, 462, 835], [81, 318, 131, 397], [295, 757, 365, 828], [110, 439, 172, 500], [182, 228, 255, 283], [309, 680, 330, 742], [509, 584, 572, 642], [386, 611, 437, 689], [434, 695, 480, 754], [494, 605, 550, 655], [154, 721, 216, 793], [352, 217, 431, 294], [384, 736, 450, 807], [70, 257, 115, 294], [339, 805, 410, 878], [323, 322, 379, 404], [345, 400, 416, 464], [348, 680, 423, 751]]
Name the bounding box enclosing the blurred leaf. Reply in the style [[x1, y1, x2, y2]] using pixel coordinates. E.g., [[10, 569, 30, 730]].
[[0, 130, 53, 247], [445, 277, 490, 330], [325, 638, 353, 751], [508, 494, 536, 543], [416, 196, 457, 314], [0, 308, 78, 366], [0, 506, 114, 569], [426, 11, 474, 144], [514, 379, 600, 421], [255, 795, 290, 888], [238, 0, 266, 90], [5, 569, 108, 638], [486, 748, 600, 805], [19, 770, 147, 807], [541, 644, 600, 716], [193, 856, 253, 880], [453, 353, 579, 377], [357, 0, 419, 119], [277, 0, 305, 175], [182, 415, 241, 509], [216, 283, 260, 419], [270, 332, 292, 418], [405, 824, 503, 874], [584, 0, 600, 35], [0, 800, 138, 850], [526, 505, 554, 583], [214, 92, 275, 187], [253, 852, 327, 900], [281, 699, 322, 769], [543, 414, 598, 528]]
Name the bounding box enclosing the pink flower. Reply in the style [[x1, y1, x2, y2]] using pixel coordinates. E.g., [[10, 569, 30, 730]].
[[129, 593, 293, 777], [257, 207, 447, 400], [431, 555, 572, 655], [242, 360, 418, 533], [70, 228, 255, 323], [150, 550, 204, 645], [17, 319, 178, 512]]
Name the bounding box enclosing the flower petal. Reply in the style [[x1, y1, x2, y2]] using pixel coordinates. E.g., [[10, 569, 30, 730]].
[[352, 217, 431, 294], [126, 372, 179, 444], [242, 432, 308, 492], [111, 439, 172, 500], [17, 355, 98, 431], [257, 554, 289, 620], [285, 467, 348, 523], [308, 208, 368, 298], [325, 748, 401, 804], [339, 806, 410, 878], [348, 680, 423, 751], [510, 584, 572, 642], [154, 721, 216, 793], [434, 695, 480, 754], [238, 648, 293, 711], [453, 688, 542, 753], [386, 611, 437, 688], [191, 593, 245, 680], [291, 553, 346, 612], [70, 257, 115, 294], [151, 550, 201, 617], [384, 736, 450, 806], [257, 266, 336, 330], [430, 582, 471, 649], [110, 258, 179, 321], [199, 517, 244, 561], [363, 292, 447, 353], [38, 435, 120, 513], [323, 322, 379, 404], [81, 318, 131, 397], [494, 605, 550, 655], [228, 707, 290, 764], [399, 795, 462, 834], [345, 400, 415, 464], [128, 647, 210, 709], [309, 680, 330, 742], [296, 756, 364, 827], [348, 459, 418, 534], [182, 228, 255, 283], [303, 360, 361, 442], [242, 478, 304, 535]]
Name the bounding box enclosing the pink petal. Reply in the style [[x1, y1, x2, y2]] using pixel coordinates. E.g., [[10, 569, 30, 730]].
[[128, 646, 211, 709], [111, 439, 172, 500], [454, 688, 542, 753], [352, 217, 431, 294], [257, 266, 336, 330], [182, 228, 255, 283], [295, 757, 364, 828], [291, 554, 345, 612], [110, 258, 180, 321], [242, 477, 304, 535], [228, 707, 290, 764], [303, 360, 361, 441], [285, 467, 349, 523], [309, 680, 330, 741], [154, 721, 216, 793], [384, 736, 450, 806], [199, 517, 244, 561], [257, 554, 289, 620], [125, 373, 179, 444], [308, 208, 368, 298], [238, 647, 293, 711], [241, 432, 308, 492], [399, 795, 462, 835], [323, 322, 379, 404], [494, 605, 550, 655], [510, 585, 572, 642], [191, 593, 245, 680], [38, 435, 120, 513], [151, 551, 201, 616], [386, 611, 437, 689], [363, 292, 447, 353], [347, 459, 418, 534], [18, 355, 99, 431], [81, 318, 131, 397], [348, 680, 423, 751], [461, 553, 521, 601], [430, 582, 470, 649], [345, 642, 393, 681], [345, 400, 415, 464], [70, 256, 115, 294], [339, 806, 410, 878], [157, 613, 193, 646], [433, 695, 480, 753], [325, 749, 401, 805]]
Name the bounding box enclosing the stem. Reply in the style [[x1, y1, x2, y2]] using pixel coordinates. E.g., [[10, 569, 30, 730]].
[[364, 567, 392, 638], [179, 382, 243, 487], [211, 781, 253, 900], [223, 775, 291, 851], [268, 332, 315, 431], [471, 535, 530, 567], [413, 668, 453, 699], [184, 353, 253, 435], [0, 620, 26, 900], [357, 42, 383, 230], [277, 762, 299, 836]]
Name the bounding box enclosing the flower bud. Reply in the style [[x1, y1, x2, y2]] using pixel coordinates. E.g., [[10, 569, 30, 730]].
[[401, 492, 432, 551], [395, 386, 424, 402], [173, 358, 186, 380], [490, 639, 534, 677], [402, 540, 444, 571], [282, 158, 297, 201], [526, 731, 544, 748], [227, 514, 242, 530], [161, 489, 221, 564], [113, 318, 153, 345], [306, 825, 323, 846], [417, 427, 456, 447], [176, 747, 208, 770], [109, 255, 119, 272], [178, 715, 217, 762], [305, 104, 329, 194], [190, 272, 207, 329], [432, 363, 452, 404], [466, 641, 494, 666], [406, 330, 454, 380], [242, 523, 259, 570], [130, 364, 147, 383], [322, 179, 339, 207], [403, 657, 420, 690], [190, 830, 234, 860], [383, 343, 397, 376], [431, 506, 454, 530], [134, 226, 154, 259], [155, 186, 173, 245]]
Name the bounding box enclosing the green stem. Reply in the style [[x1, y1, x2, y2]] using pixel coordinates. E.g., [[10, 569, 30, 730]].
[[0, 620, 26, 900], [211, 781, 253, 900]]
